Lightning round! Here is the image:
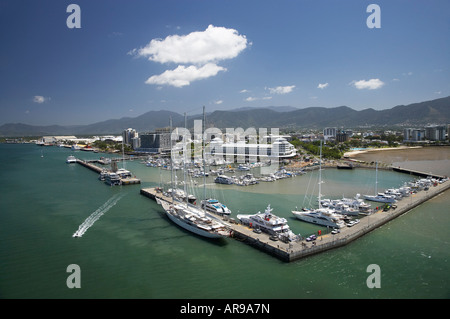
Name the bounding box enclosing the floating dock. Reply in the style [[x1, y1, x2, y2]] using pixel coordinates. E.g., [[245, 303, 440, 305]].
[[76, 158, 141, 185], [141, 180, 450, 262]]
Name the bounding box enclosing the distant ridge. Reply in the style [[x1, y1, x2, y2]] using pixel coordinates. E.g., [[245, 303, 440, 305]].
[[1, 96, 449, 136]]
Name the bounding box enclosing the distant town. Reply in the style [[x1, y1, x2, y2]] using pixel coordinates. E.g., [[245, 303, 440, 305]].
[[2, 124, 449, 163]]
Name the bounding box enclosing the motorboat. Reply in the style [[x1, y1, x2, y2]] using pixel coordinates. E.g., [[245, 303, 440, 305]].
[[201, 198, 231, 215], [363, 193, 396, 203], [215, 175, 234, 185], [237, 204, 298, 241], [292, 207, 346, 228], [66, 155, 77, 163], [237, 164, 250, 171], [104, 172, 121, 186]]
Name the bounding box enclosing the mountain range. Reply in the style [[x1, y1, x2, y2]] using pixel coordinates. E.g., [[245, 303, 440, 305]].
[[1, 96, 449, 137]]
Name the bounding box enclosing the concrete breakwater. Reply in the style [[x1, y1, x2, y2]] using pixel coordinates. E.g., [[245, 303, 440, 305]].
[[141, 179, 450, 262]]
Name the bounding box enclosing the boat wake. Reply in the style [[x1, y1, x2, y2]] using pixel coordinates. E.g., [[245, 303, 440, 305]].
[[73, 193, 124, 238]]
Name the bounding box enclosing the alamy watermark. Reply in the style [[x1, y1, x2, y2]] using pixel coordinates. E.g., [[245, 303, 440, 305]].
[[366, 264, 381, 288], [170, 121, 285, 174]]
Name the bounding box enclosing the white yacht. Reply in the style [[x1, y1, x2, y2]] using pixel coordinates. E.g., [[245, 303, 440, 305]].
[[237, 204, 298, 241], [157, 108, 230, 240], [215, 175, 234, 185], [201, 198, 231, 216], [340, 194, 371, 213], [104, 172, 121, 186], [66, 155, 77, 163], [292, 207, 346, 228], [364, 193, 396, 203], [237, 164, 250, 171], [116, 168, 132, 179], [292, 140, 346, 228], [158, 199, 230, 239], [71, 144, 81, 150], [364, 161, 396, 203]]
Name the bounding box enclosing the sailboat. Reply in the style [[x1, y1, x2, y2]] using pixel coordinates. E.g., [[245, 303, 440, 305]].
[[363, 162, 397, 203], [157, 109, 230, 239], [292, 140, 346, 228]]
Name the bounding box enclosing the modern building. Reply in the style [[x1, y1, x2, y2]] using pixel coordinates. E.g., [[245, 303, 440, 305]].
[[123, 128, 137, 146], [135, 128, 171, 153], [207, 136, 296, 161], [323, 127, 337, 141]]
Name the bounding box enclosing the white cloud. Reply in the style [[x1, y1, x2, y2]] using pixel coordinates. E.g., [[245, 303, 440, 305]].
[[33, 95, 49, 103], [317, 82, 329, 89], [267, 85, 295, 94], [239, 89, 249, 93], [133, 25, 248, 87], [245, 96, 272, 102], [145, 63, 226, 87], [351, 79, 384, 90], [214, 100, 223, 104], [134, 24, 249, 65]]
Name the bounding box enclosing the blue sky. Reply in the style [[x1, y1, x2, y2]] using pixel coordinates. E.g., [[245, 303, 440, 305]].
[[0, 0, 449, 126]]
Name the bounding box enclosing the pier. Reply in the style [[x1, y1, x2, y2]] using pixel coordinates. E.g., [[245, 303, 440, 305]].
[[76, 158, 141, 185], [140, 180, 450, 262]]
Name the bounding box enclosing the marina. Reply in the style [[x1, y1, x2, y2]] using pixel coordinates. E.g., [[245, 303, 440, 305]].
[[1, 143, 449, 299], [140, 176, 450, 262]]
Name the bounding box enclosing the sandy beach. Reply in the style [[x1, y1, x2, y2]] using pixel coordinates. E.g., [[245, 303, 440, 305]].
[[345, 146, 450, 177], [343, 146, 423, 158]]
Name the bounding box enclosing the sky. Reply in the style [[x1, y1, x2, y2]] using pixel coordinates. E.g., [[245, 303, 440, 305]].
[[0, 0, 449, 126]]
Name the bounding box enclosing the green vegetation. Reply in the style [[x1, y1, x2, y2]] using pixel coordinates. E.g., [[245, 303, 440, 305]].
[[291, 138, 343, 159]]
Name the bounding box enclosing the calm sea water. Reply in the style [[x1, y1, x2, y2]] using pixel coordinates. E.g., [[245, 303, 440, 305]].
[[0, 144, 449, 299]]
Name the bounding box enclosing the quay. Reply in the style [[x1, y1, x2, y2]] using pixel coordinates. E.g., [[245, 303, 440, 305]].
[[76, 158, 141, 185], [140, 180, 450, 262]]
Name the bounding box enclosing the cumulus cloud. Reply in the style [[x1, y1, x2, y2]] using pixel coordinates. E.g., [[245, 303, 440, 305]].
[[132, 25, 249, 87], [317, 83, 329, 89], [145, 63, 226, 87], [351, 79, 384, 90], [33, 95, 49, 103], [133, 25, 248, 65], [267, 85, 295, 94]]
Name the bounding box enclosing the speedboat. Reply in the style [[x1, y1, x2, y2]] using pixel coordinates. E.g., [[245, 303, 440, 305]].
[[201, 198, 231, 215]]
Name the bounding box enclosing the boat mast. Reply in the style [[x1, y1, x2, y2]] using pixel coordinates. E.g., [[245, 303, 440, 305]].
[[202, 106, 207, 215], [183, 112, 188, 207], [318, 139, 323, 208], [170, 116, 174, 203], [375, 161, 378, 195]]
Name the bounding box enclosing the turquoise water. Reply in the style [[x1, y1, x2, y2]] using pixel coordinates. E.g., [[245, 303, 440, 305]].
[[0, 144, 449, 298]]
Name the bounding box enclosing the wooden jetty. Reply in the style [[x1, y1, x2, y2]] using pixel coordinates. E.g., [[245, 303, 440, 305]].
[[141, 180, 450, 262]]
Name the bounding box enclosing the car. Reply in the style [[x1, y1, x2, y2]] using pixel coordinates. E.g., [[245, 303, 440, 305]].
[[253, 228, 262, 234]]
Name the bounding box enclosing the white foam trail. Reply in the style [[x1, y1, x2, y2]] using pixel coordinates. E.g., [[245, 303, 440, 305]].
[[73, 193, 124, 238]]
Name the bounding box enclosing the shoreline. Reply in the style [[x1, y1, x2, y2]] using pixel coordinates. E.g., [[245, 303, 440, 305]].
[[343, 146, 423, 158]]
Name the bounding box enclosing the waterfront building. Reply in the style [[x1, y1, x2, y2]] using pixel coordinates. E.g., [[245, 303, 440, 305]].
[[207, 136, 296, 161], [123, 128, 137, 146], [135, 128, 171, 153]]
